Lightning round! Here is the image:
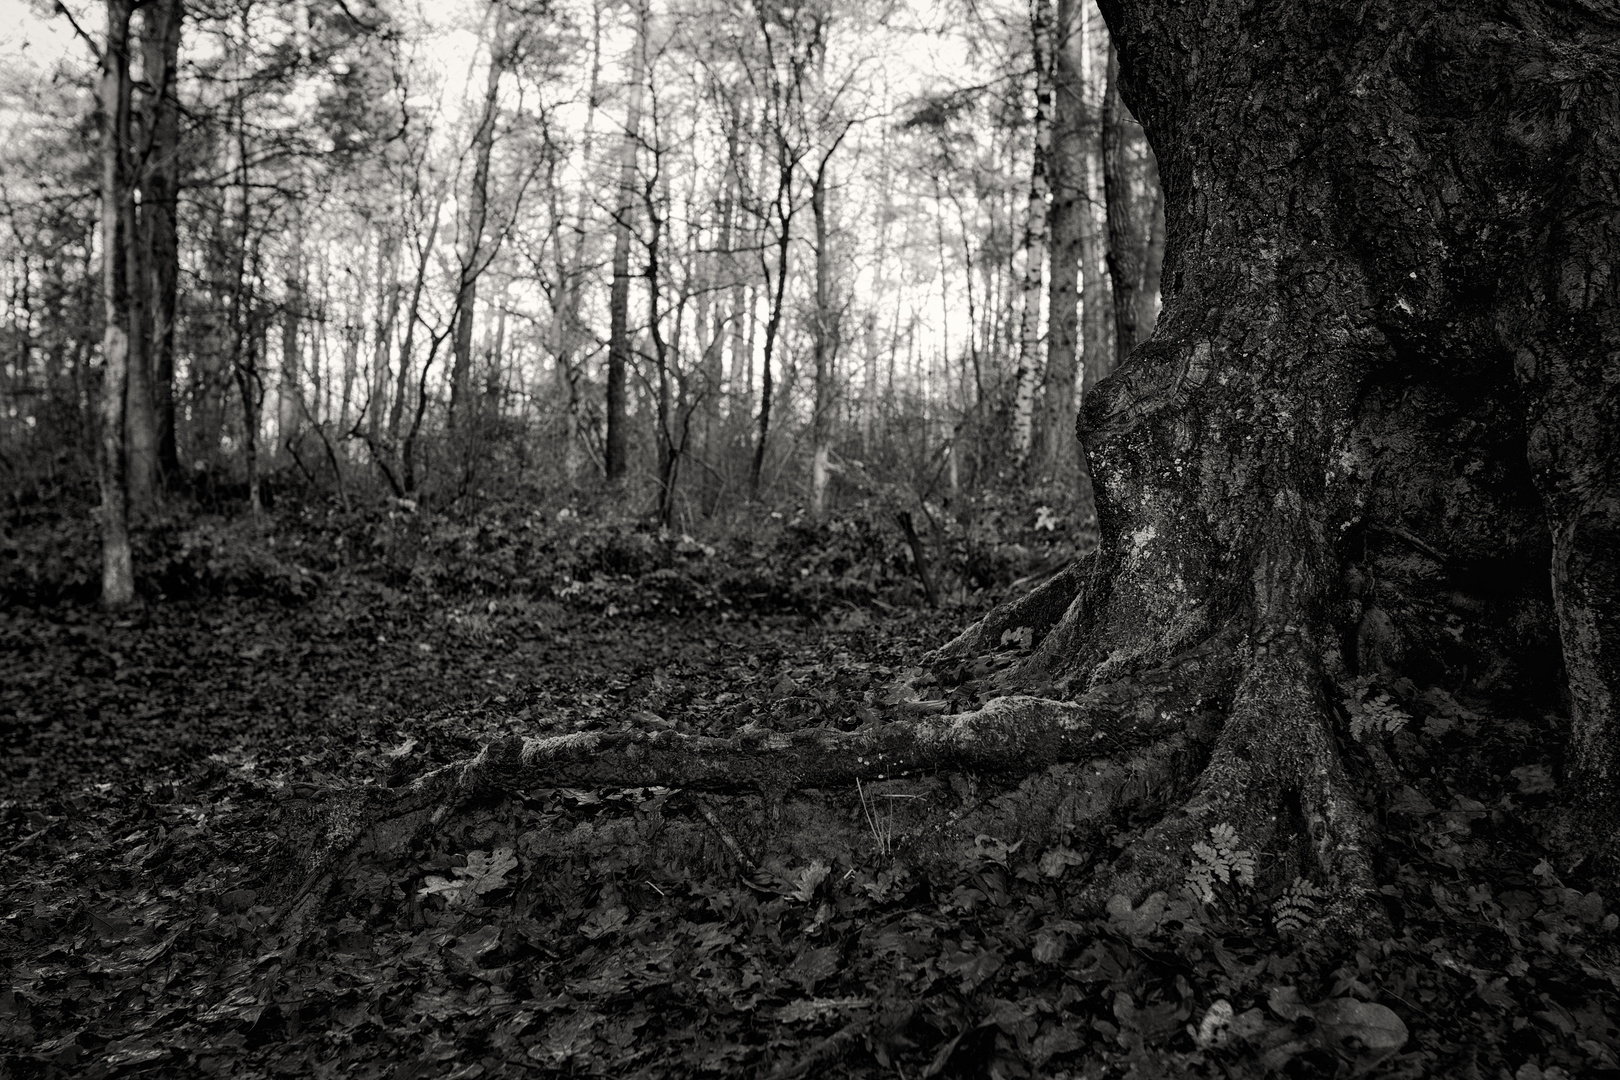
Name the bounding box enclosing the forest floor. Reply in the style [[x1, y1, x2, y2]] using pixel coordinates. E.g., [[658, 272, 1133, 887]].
[[2, 499, 1619, 1079]]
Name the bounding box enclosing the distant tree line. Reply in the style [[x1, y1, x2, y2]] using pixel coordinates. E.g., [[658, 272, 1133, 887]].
[[0, 0, 1163, 605]]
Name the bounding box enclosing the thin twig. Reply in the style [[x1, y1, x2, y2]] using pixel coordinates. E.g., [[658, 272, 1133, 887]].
[[692, 795, 761, 875], [5, 826, 53, 859], [53, 2, 104, 64], [1370, 524, 1449, 565], [765, 1016, 872, 1080]]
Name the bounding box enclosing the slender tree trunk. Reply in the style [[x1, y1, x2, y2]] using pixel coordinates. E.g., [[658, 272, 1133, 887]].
[[369, 230, 400, 445], [340, 316, 360, 437], [1011, 0, 1053, 470], [1041, 0, 1088, 484], [390, 198, 442, 454], [1075, 4, 1111, 402], [449, 2, 507, 433], [750, 170, 792, 500], [97, 0, 137, 607], [726, 110, 755, 432], [244, 302, 263, 517], [485, 296, 506, 412], [222, 57, 257, 512], [861, 117, 892, 455], [698, 91, 741, 491], [278, 218, 303, 458], [808, 154, 836, 519], [122, 187, 159, 514], [605, 2, 646, 483], [861, 311, 878, 453], [646, 168, 678, 526], [550, 0, 603, 484], [1100, 43, 1162, 369], [139, 0, 182, 485], [119, 12, 158, 516]]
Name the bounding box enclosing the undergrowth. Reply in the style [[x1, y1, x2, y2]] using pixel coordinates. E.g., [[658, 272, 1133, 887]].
[[0, 489, 1080, 615]]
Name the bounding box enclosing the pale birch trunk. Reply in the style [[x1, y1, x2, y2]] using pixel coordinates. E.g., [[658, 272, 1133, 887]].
[[1011, 0, 1053, 470]]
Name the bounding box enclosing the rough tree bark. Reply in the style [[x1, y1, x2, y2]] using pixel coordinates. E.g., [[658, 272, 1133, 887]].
[[1051, 0, 1615, 896], [279, 0, 1619, 934]]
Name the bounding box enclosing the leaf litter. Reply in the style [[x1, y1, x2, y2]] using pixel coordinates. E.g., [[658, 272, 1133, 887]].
[[1, 509, 1618, 1079]]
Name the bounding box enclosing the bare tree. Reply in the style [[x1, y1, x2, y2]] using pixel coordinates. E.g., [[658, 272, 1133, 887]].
[[448, 0, 512, 434]]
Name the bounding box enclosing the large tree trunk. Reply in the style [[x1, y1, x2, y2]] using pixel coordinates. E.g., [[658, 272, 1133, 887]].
[[278, 0, 1620, 935], [1048, 0, 1615, 890]]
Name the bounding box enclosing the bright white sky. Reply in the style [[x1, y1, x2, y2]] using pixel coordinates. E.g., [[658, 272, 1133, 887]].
[[0, 1, 79, 71]]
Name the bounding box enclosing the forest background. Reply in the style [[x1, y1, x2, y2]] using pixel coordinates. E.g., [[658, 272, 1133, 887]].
[[1, 0, 1163, 564]]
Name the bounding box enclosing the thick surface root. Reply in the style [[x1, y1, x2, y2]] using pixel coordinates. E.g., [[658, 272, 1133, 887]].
[[272, 677, 1209, 932], [1069, 638, 1385, 933], [276, 603, 1391, 945], [931, 557, 1091, 663], [417, 689, 1177, 799]]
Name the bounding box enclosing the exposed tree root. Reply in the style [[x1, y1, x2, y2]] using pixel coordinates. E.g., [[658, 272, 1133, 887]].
[[272, 670, 1218, 934], [931, 557, 1092, 663], [1066, 637, 1386, 934], [271, 602, 1401, 944]]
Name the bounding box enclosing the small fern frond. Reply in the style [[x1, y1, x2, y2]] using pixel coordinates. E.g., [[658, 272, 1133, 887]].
[[1273, 877, 1326, 933], [1185, 824, 1257, 905]]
